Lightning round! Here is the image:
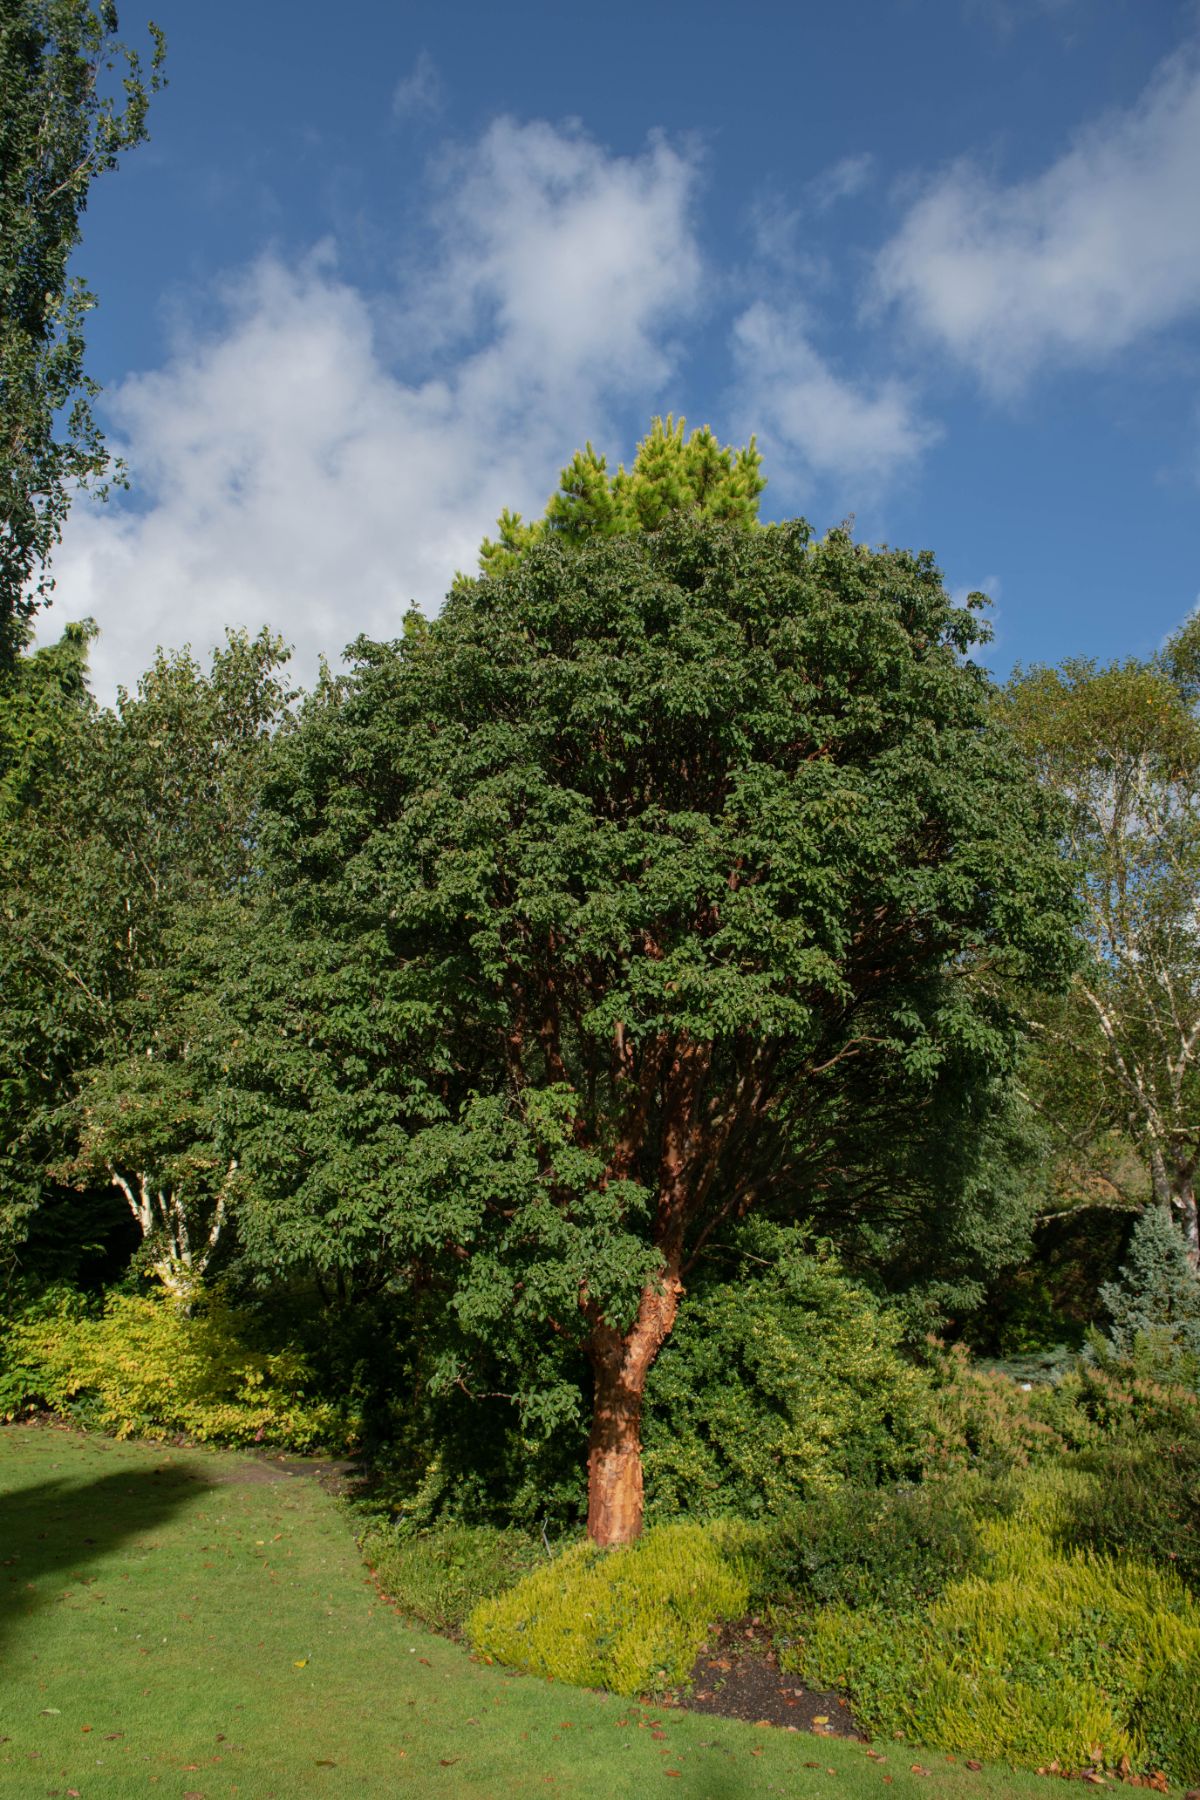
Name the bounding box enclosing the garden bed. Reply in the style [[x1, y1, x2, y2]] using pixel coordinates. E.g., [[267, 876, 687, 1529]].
[[678, 1614, 866, 1737]]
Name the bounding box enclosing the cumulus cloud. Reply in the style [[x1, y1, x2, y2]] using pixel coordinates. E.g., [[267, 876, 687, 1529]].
[[42, 119, 702, 697], [731, 301, 938, 494], [874, 46, 1200, 394]]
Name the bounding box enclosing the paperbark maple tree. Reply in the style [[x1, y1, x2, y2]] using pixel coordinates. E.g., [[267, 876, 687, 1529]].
[[237, 515, 1074, 1545]]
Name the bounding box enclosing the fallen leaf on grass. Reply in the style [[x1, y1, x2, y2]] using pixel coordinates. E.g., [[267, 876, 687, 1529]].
[[315, 1758, 336, 1767], [439, 1757, 460, 1766], [966, 1762, 982, 1773], [294, 1658, 308, 1668]]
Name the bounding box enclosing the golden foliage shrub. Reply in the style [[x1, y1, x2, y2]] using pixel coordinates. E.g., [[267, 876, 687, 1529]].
[[468, 1522, 748, 1695], [3, 1286, 342, 1450]]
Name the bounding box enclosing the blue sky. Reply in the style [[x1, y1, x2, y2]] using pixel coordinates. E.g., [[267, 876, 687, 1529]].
[[42, 0, 1200, 697]]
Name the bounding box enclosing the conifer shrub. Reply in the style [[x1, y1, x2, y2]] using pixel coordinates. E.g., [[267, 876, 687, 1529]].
[[468, 1522, 749, 1695], [641, 1232, 931, 1520], [0, 1284, 341, 1449], [1096, 1206, 1200, 1391]]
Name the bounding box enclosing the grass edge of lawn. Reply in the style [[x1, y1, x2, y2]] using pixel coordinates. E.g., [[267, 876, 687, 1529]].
[[0, 1421, 1168, 1798]]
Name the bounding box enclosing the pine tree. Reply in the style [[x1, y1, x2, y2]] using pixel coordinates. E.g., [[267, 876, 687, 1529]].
[[477, 416, 765, 579]]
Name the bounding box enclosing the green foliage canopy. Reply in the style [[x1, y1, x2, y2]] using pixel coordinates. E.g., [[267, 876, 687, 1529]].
[[0, 0, 165, 664], [1005, 632, 1200, 1266], [0, 628, 291, 1287], [234, 513, 1076, 1538]]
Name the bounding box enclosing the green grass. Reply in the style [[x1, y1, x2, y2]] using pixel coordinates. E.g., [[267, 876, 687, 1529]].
[[362, 1520, 546, 1634], [0, 1426, 1125, 1799]]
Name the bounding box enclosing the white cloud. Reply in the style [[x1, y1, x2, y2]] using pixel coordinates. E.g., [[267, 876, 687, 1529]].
[[731, 301, 938, 494], [746, 155, 872, 277], [806, 152, 874, 214], [874, 46, 1200, 394], [41, 119, 702, 698], [392, 50, 443, 121]]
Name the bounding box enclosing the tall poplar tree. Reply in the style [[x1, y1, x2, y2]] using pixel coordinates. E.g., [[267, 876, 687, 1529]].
[[0, 0, 165, 666]]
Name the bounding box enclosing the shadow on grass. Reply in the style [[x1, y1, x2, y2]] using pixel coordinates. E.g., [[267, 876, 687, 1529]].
[[0, 1462, 212, 1648]]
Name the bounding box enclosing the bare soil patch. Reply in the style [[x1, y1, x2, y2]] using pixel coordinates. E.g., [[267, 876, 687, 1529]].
[[673, 1614, 866, 1738]]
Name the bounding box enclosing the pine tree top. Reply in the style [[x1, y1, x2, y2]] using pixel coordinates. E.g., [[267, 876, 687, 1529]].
[[477, 416, 766, 579]]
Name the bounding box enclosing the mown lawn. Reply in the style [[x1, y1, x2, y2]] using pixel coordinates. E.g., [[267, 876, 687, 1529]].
[[0, 1425, 1099, 1799]]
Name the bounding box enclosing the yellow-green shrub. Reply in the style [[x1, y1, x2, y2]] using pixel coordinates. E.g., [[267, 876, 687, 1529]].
[[468, 1522, 748, 1695], [2, 1286, 344, 1451], [784, 1473, 1200, 1781]]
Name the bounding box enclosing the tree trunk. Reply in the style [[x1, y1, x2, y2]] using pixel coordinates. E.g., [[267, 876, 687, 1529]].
[[586, 1270, 682, 1548], [1173, 1178, 1199, 1273]]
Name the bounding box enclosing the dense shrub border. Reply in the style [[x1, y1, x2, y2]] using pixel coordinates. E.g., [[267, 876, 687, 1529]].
[[642, 1236, 932, 1519], [780, 1473, 1200, 1782]]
